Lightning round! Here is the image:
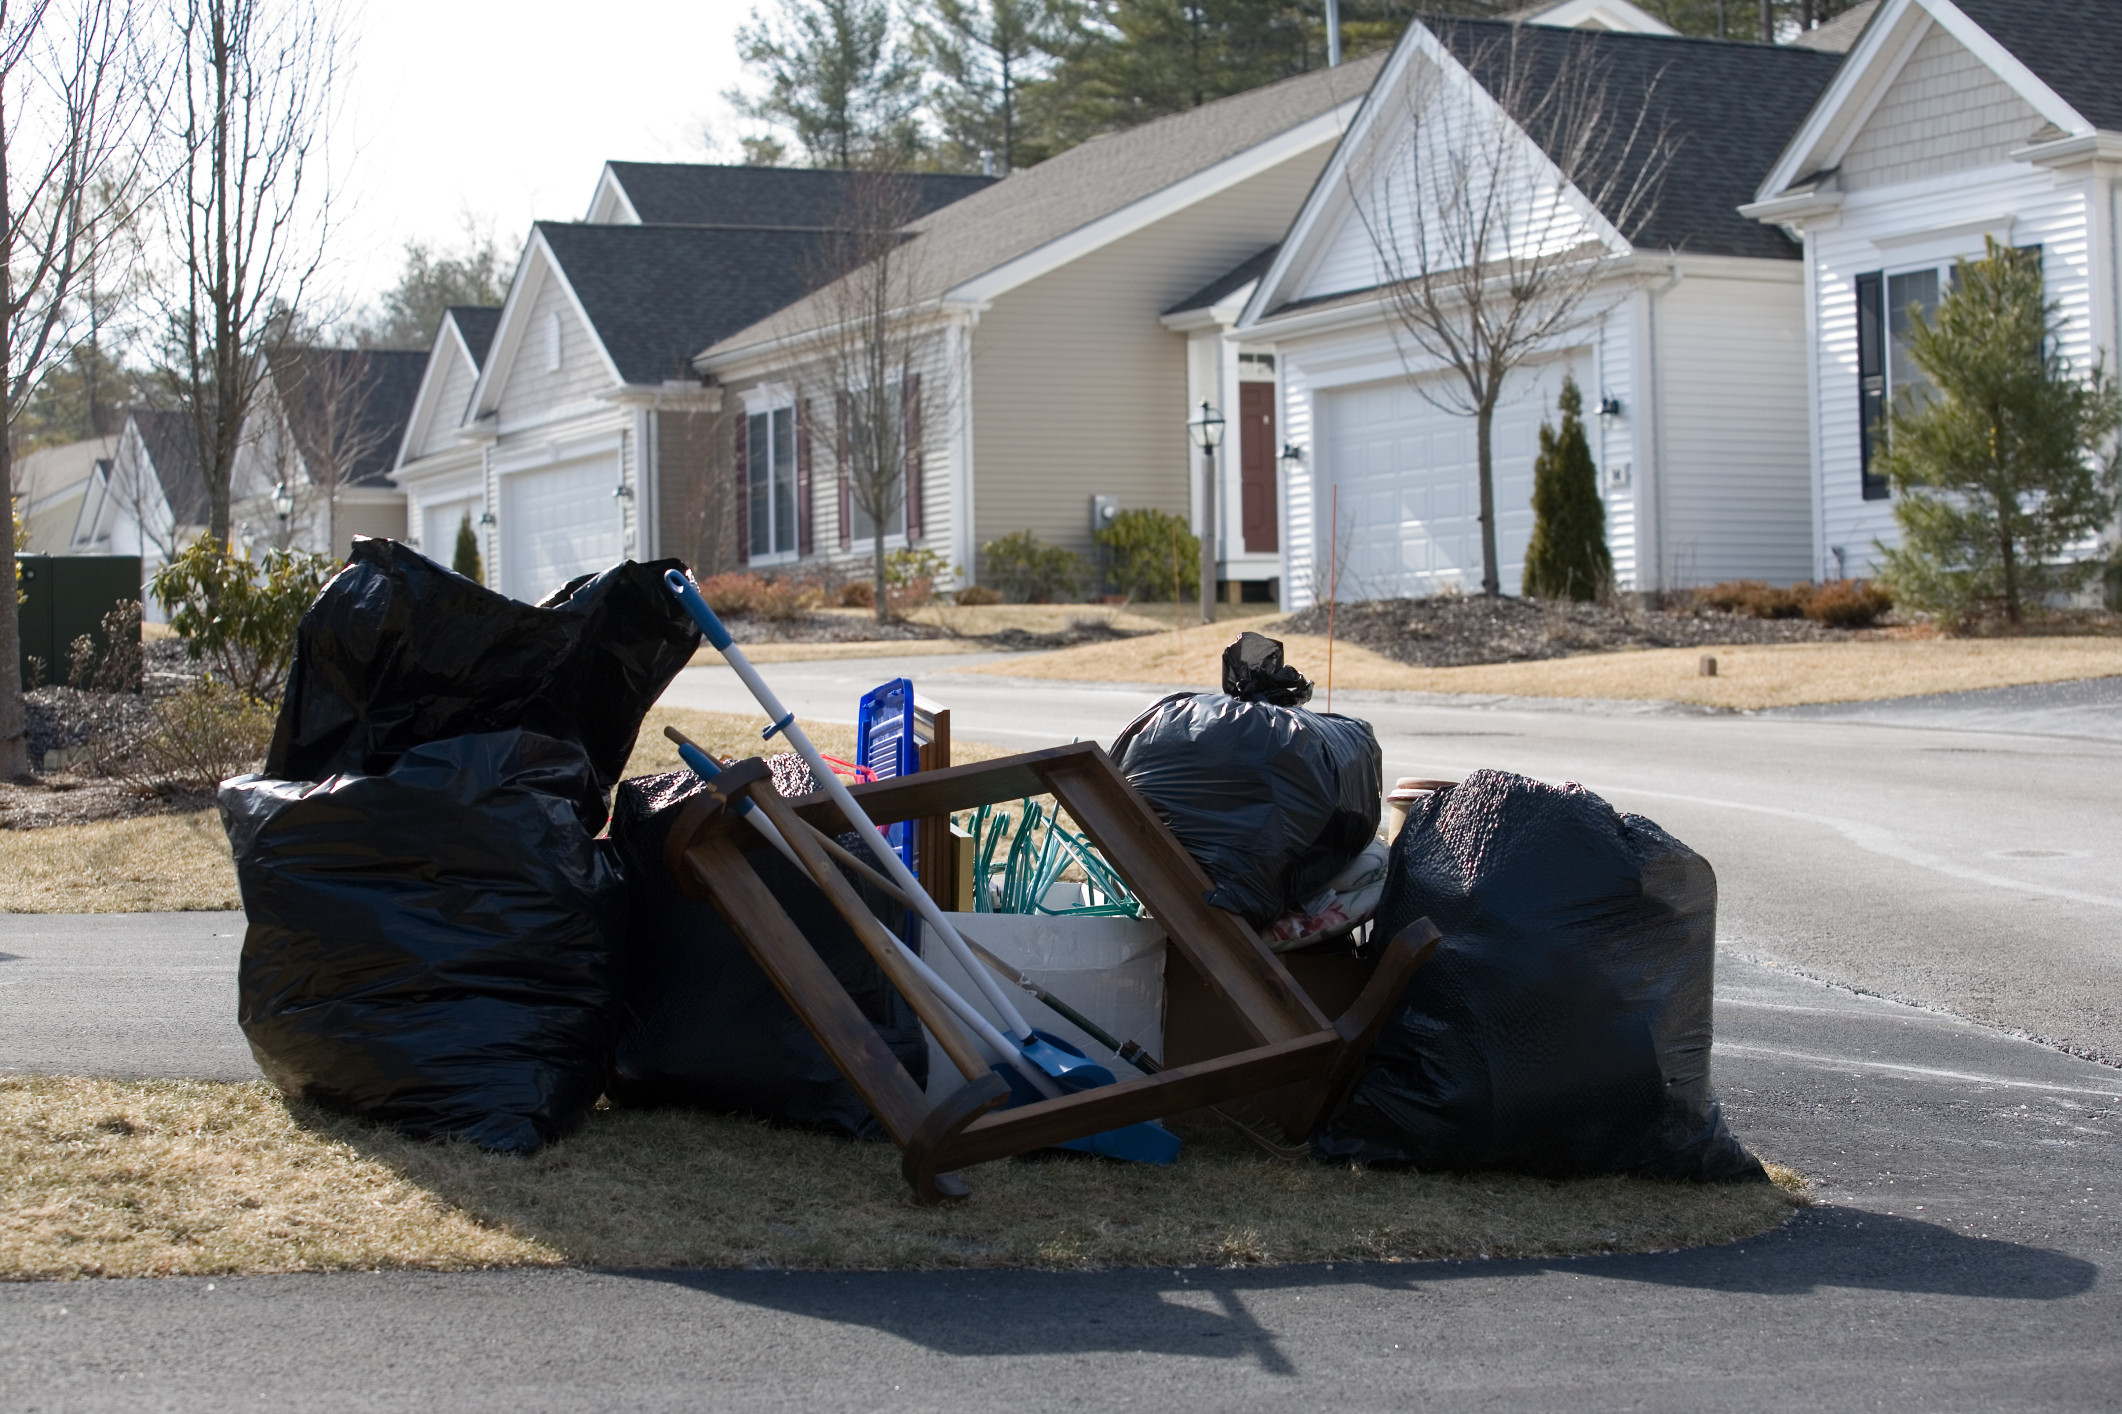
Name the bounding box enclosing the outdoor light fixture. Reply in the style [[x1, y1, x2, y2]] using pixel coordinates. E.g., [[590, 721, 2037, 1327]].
[[613, 481, 634, 501], [1598, 393, 1624, 421], [478, 510, 496, 527], [1187, 400, 1224, 624], [1187, 399, 1225, 450], [1277, 442, 1305, 476], [271, 481, 294, 522]]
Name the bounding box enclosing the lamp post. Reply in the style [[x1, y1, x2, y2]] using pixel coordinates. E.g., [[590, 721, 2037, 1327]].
[[1187, 399, 1224, 624], [271, 482, 294, 546]]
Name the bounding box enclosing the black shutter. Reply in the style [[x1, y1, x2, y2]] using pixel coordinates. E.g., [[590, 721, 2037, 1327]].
[[1855, 272, 1889, 502]]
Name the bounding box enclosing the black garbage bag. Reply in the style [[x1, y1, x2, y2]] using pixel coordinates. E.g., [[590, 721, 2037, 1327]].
[[604, 769, 927, 1136], [1222, 630, 1313, 706], [267, 538, 699, 832], [1314, 769, 1764, 1181], [1111, 640, 1380, 926], [222, 730, 625, 1153]]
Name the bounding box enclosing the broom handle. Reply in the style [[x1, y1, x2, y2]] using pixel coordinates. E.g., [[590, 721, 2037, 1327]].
[[665, 571, 1041, 1044]]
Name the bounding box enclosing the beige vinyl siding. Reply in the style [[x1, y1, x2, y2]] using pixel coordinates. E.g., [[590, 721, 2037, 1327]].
[[1652, 271, 1812, 586], [969, 146, 1332, 562], [415, 344, 478, 457], [1840, 22, 2045, 190], [495, 273, 614, 423]]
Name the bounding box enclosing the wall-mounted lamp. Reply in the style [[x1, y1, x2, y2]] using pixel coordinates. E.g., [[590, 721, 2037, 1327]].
[[612, 482, 634, 501], [477, 510, 497, 527], [1597, 393, 1624, 421], [270, 481, 294, 523], [1277, 442, 1305, 476]]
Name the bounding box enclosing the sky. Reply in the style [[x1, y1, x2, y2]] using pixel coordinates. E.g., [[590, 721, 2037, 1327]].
[[322, 0, 755, 321]]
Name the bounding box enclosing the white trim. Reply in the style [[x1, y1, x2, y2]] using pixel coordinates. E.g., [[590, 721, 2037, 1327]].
[[945, 103, 1363, 307], [469, 229, 627, 421], [1519, 0, 1677, 35], [586, 163, 643, 224], [491, 430, 626, 476], [1755, 0, 2093, 204]]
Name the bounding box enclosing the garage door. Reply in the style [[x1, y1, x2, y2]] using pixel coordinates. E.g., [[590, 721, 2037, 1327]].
[[1321, 363, 1571, 600], [422, 498, 479, 569], [502, 456, 621, 602]]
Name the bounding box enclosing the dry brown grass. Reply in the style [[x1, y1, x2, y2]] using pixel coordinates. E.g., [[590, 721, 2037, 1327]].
[[964, 618, 2122, 710], [0, 809, 238, 913], [0, 1075, 1807, 1279], [689, 639, 995, 667]]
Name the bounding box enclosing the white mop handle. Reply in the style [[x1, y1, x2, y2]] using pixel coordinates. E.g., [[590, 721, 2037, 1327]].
[[666, 571, 1039, 1041]]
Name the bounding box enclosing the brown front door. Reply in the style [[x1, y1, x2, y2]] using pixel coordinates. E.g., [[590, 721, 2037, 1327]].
[[1239, 381, 1277, 554]]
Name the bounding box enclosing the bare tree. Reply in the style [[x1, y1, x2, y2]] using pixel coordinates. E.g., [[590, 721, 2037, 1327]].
[[801, 163, 945, 622], [1349, 22, 1669, 596], [266, 343, 387, 554], [155, 0, 344, 547], [664, 400, 743, 577], [1, 0, 157, 777]]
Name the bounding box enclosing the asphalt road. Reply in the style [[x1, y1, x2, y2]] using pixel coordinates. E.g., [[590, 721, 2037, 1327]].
[[3, 664, 2119, 1410]]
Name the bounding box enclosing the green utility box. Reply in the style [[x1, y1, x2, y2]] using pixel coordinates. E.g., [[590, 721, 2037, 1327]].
[[13, 554, 142, 689]]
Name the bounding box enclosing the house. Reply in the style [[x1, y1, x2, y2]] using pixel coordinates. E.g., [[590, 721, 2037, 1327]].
[[229, 346, 426, 557], [693, 57, 1390, 593], [1231, 19, 1842, 605], [393, 165, 993, 603], [70, 410, 210, 616], [1742, 0, 2122, 582], [12, 436, 117, 554]]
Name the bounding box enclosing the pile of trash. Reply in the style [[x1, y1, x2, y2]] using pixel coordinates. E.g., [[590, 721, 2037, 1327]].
[[221, 551, 1758, 1188]]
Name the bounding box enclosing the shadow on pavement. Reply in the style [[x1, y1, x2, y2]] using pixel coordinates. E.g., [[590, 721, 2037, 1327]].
[[615, 1206, 2096, 1364]]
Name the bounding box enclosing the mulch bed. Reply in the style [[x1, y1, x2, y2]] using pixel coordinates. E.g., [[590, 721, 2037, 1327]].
[[1275, 596, 1868, 669], [8, 640, 211, 830], [722, 614, 952, 644]]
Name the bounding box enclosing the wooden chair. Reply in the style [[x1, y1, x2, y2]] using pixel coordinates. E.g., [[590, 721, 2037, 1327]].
[[663, 741, 1435, 1203]]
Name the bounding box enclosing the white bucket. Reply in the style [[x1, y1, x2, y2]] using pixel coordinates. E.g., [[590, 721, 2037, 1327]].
[[920, 911, 1166, 1100]]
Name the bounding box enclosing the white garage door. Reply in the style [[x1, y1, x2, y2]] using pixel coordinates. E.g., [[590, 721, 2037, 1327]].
[[1322, 363, 1571, 600], [502, 456, 621, 603]]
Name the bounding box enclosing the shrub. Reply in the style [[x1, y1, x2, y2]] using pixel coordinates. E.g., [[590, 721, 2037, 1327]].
[[885, 546, 947, 588], [697, 572, 761, 614], [1698, 580, 1809, 620], [837, 580, 876, 608], [1094, 508, 1197, 602], [150, 539, 339, 705], [1522, 377, 1612, 601], [749, 576, 823, 620], [93, 678, 275, 796], [982, 530, 1088, 603], [1803, 579, 1893, 629], [953, 584, 1001, 606], [451, 512, 484, 582], [66, 601, 142, 693]]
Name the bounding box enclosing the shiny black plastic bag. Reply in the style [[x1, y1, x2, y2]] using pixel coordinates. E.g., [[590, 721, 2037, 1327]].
[[221, 731, 624, 1153], [605, 770, 926, 1136], [1315, 770, 1763, 1181], [267, 538, 699, 833], [1222, 631, 1313, 706], [1111, 690, 1381, 926]]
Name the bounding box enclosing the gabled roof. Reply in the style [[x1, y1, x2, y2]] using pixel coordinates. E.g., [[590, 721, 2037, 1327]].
[[127, 409, 209, 525], [268, 348, 429, 488], [446, 305, 502, 368], [1751, 0, 2112, 205], [595, 162, 994, 228], [1164, 244, 1281, 317], [700, 53, 1387, 364], [1790, 0, 1879, 51], [1430, 19, 1842, 261], [1506, 0, 1679, 35], [536, 222, 836, 385], [1948, 0, 2122, 133]]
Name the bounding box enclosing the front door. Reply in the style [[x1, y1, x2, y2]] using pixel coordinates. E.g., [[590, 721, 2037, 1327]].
[[1239, 381, 1278, 554]]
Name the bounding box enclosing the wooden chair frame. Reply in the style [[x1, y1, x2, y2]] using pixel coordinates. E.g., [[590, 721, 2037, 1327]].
[[664, 742, 1434, 1203]]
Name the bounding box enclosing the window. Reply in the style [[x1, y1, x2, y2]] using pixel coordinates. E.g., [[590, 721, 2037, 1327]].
[[748, 405, 797, 559], [545, 311, 563, 372], [1856, 266, 1945, 501], [837, 381, 913, 546]]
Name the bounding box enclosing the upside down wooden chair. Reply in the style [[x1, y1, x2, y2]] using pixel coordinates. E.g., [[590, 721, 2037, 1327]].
[[663, 741, 1435, 1203]]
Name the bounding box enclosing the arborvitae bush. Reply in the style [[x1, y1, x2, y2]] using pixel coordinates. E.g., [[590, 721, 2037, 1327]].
[[451, 512, 484, 582], [1521, 377, 1611, 601]]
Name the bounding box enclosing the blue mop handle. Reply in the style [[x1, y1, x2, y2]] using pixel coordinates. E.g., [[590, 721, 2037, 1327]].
[[667, 570, 736, 652]]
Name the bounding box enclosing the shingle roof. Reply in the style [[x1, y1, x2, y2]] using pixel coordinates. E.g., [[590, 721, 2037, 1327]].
[[1789, 0, 1878, 51], [1951, 0, 2122, 134], [446, 305, 502, 369], [1164, 244, 1282, 316], [128, 409, 209, 526], [536, 222, 836, 385], [1427, 18, 1844, 261], [703, 53, 1389, 360], [269, 348, 430, 488], [603, 162, 995, 227]]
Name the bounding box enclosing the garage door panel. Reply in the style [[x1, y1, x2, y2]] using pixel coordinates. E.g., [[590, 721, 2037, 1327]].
[[503, 457, 621, 603], [1323, 364, 1573, 600]]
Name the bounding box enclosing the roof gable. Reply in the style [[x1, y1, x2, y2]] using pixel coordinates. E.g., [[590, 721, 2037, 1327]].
[[1754, 0, 2097, 202], [266, 348, 427, 489], [590, 162, 994, 228], [125, 409, 208, 526], [396, 310, 499, 470]]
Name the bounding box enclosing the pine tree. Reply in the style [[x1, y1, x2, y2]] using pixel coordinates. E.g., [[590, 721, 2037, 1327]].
[[918, 0, 1061, 174], [1521, 376, 1609, 601], [728, 0, 926, 169], [452, 512, 484, 583], [1875, 239, 2121, 627]]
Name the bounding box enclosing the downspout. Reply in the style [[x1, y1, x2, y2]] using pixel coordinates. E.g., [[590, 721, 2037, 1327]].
[[1326, 0, 1341, 67], [1643, 261, 1683, 594]]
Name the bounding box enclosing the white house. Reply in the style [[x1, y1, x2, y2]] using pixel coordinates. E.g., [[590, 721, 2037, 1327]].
[[228, 346, 423, 558], [69, 410, 208, 616], [1232, 17, 1845, 607], [1742, 0, 2122, 582], [392, 164, 992, 604]]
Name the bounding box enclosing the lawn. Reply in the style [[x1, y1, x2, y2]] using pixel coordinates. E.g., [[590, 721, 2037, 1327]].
[[0, 1075, 1807, 1279]]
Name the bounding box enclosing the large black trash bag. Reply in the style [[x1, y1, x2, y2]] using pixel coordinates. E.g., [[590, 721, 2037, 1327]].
[[604, 769, 927, 1137], [1315, 770, 1764, 1181], [267, 538, 699, 832], [222, 731, 625, 1153], [1111, 638, 1380, 926]]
